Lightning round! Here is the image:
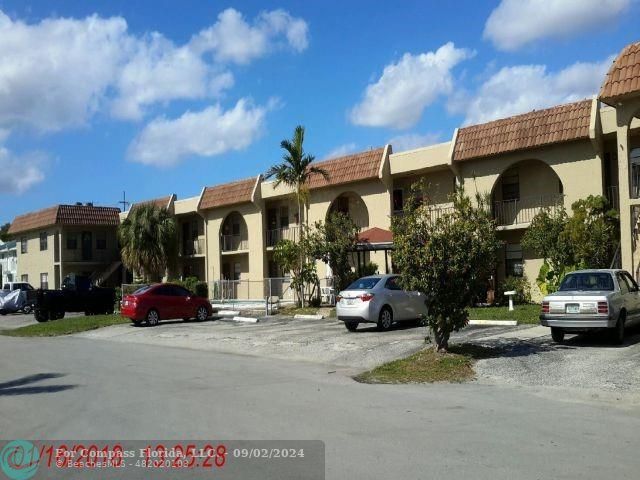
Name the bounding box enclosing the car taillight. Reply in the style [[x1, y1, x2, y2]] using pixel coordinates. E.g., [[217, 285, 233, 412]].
[[597, 301, 608, 314], [541, 301, 549, 314], [360, 293, 374, 302]]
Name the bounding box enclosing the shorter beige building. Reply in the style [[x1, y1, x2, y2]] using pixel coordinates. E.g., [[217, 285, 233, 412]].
[[8, 204, 121, 289]]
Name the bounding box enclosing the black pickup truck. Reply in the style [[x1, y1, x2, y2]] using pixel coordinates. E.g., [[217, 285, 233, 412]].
[[34, 274, 116, 322]]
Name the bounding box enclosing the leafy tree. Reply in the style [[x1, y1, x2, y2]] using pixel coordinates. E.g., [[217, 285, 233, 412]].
[[523, 195, 618, 293], [273, 239, 318, 306], [564, 195, 619, 268], [118, 204, 177, 282], [265, 125, 329, 306], [0, 223, 10, 242], [392, 183, 501, 352], [306, 212, 360, 292]]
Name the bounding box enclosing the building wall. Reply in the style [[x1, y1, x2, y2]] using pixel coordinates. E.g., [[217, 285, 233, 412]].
[[456, 139, 603, 210], [306, 179, 392, 277], [15, 229, 59, 288], [16, 226, 120, 289], [202, 201, 265, 299]]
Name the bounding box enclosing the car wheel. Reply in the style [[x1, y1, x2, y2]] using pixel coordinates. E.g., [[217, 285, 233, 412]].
[[132, 320, 142, 327], [35, 310, 49, 323], [551, 327, 565, 343], [196, 306, 209, 322], [611, 313, 625, 345], [146, 309, 160, 327], [377, 307, 393, 331], [344, 321, 358, 332], [22, 304, 33, 314]]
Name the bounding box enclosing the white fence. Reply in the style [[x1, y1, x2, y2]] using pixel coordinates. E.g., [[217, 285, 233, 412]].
[[210, 276, 336, 306]]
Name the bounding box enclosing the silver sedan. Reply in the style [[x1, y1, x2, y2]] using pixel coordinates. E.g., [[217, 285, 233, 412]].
[[336, 274, 428, 331]]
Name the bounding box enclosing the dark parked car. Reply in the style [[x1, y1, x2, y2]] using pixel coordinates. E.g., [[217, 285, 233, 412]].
[[34, 274, 116, 322], [1, 282, 36, 314], [120, 283, 214, 326]]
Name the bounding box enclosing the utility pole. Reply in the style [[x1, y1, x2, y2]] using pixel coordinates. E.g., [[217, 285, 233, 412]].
[[118, 191, 130, 212]]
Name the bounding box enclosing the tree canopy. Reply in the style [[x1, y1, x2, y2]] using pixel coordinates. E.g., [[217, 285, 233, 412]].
[[118, 204, 177, 282], [392, 183, 501, 351]]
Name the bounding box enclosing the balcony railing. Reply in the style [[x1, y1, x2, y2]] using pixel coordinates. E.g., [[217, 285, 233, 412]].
[[182, 237, 204, 256], [221, 235, 248, 252], [493, 194, 564, 226], [266, 226, 300, 247], [62, 249, 115, 263], [393, 204, 455, 222]]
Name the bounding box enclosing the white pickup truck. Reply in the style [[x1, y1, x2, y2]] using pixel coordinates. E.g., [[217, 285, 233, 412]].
[[539, 269, 640, 344]]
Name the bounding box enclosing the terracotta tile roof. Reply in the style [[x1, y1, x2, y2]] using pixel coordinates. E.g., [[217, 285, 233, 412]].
[[131, 195, 174, 211], [453, 100, 592, 162], [199, 176, 258, 210], [8, 204, 121, 235], [307, 147, 386, 190], [357, 227, 393, 244], [600, 41, 640, 103]]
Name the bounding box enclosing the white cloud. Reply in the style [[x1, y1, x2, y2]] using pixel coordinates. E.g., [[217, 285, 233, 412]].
[[484, 0, 631, 51], [0, 146, 45, 194], [350, 43, 473, 129], [389, 132, 442, 152], [452, 57, 613, 125], [111, 35, 234, 120], [127, 99, 268, 166], [190, 8, 309, 64], [0, 8, 307, 126], [0, 7, 309, 192], [0, 11, 128, 132], [324, 143, 357, 159]]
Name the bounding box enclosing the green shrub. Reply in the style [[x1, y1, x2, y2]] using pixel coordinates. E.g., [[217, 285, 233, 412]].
[[496, 276, 531, 305], [360, 262, 379, 277], [194, 282, 208, 298]]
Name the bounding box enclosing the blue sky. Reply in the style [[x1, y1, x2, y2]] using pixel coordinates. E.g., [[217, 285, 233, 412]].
[[0, 0, 638, 223]]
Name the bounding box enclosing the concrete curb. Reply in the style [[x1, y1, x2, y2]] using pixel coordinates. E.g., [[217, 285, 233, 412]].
[[468, 319, 517, 326], [294, 314, 324, 320], [232, 316, 259, 323], [217, 310, 240, 317]]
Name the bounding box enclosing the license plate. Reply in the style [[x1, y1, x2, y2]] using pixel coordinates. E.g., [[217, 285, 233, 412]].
[[345, 299, 356, 306], [566, 304, 580, 314]]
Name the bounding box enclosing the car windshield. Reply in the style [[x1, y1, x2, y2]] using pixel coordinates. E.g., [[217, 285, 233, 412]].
[[558, 273, 614, 291], [132, 285, 152, 295], [345, 277, 381, 290]]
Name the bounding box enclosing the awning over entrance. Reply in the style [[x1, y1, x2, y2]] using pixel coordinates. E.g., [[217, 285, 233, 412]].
[[354, 227, 394, 274]]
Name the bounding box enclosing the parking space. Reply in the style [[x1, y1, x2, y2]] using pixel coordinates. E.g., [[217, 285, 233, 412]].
[[474, 325, 640, 393], [74, 315, 527, 370]]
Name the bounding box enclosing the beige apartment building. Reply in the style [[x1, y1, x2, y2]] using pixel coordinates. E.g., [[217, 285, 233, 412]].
[[12, 40, 640, 302], [8, 204, 122, 289]]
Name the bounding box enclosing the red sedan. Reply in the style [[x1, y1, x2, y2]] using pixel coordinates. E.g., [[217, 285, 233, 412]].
[[121, 284, 213, 326]]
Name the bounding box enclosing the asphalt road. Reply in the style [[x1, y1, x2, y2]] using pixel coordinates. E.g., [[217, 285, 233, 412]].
[[1, 335, 639, 480]]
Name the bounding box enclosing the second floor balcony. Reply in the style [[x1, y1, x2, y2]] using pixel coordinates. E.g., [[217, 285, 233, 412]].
[[266, 225, 300, 248], [181, 237, 205, 256], [221, 234, 249, 252], [493, 194, 564, 227]]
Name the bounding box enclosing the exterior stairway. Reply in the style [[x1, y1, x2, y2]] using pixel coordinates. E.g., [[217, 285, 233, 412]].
[[91, 260, 122, 286]]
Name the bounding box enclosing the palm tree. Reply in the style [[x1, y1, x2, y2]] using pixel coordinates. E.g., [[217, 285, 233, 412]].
[[266, 125, 329, 228], [265, 125, 329, 306], [118, 204, 177, 282]]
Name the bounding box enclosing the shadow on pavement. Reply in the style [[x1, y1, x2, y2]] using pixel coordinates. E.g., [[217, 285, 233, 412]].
[[0, 373, 77, 396]]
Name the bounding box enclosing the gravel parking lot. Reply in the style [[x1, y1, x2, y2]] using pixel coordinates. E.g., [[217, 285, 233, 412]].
[[474, 325, 640, 393]]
